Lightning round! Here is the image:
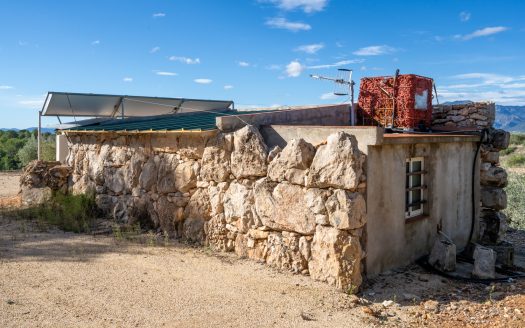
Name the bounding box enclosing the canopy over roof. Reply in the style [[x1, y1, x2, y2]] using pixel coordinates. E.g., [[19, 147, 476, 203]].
[[42, 92, 233, 117]]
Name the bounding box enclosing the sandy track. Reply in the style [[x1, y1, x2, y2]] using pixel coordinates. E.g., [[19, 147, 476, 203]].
[[0, 218, 371, 328], [0, 172, 21, 198]]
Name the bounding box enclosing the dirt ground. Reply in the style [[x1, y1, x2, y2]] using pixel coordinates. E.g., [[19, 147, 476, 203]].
[[1, 173, 524, 327], [0, 172, 21, 198]]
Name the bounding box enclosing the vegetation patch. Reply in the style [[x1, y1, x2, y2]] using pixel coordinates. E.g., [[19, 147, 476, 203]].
[[506, 154, 525, 167], [509, 133, 525, 146], [503, 172, 525, 229], [0, 130, 55, 170], [5, 192, 99, 233]]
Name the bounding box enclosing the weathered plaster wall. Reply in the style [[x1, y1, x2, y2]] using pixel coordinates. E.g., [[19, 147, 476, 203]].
[[366, 141, 479, 276], [65, 126, 367, 291]]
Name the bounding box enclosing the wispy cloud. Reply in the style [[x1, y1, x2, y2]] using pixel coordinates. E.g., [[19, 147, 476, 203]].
[[285, 60, 305, 77], [295, 43, 324, 54], [353, 45, 396, 56], [155, 71, 177, 76], [169, 56, 201, 64], [265, 17, 311, 32], [150, 46, 160, 53], [194, 78, 212, 84], [283, 59, 364, 77], [224, 85, 234, 90], [238, 61, 251, 67], [264, 0, 328, 13], [18, 99, 44, 108], [0, 85, 13, 90], [320, 92, 338, 100], [18, 41, 28, 46], [91, 40, 100, 46], [439, 73, 525, 105], [152, 12, 166, 18], [458, 26, 509, 40], [308, 59, 364, 69], [459, 11, 471, 22], [123, 77, 133, 82]]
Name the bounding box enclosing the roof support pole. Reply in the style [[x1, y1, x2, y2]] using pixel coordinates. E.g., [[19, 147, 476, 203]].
[[37, 110, 42, 160], [121, 98, 125, 119]]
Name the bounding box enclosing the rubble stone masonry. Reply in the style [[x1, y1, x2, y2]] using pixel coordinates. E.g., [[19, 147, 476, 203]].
[[54, 126, 368, 292]]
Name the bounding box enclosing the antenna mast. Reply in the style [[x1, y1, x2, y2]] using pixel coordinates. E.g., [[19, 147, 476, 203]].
[[310, 68, 356, 125]]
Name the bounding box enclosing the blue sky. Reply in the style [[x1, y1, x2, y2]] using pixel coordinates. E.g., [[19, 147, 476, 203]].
[[1, 0, 524, 128]]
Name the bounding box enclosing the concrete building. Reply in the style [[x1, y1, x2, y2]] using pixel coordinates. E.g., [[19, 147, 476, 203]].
[[26, 92, 508, 291]]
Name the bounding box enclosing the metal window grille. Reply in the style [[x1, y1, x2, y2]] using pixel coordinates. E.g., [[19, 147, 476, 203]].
[[405, 157, 426, 218]]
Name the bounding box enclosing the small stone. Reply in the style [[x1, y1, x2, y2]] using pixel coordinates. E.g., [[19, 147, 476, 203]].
[[382, 300, 394, 307]]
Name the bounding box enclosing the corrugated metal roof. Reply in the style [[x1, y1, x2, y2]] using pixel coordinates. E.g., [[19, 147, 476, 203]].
[[63, 110, 276, 132]]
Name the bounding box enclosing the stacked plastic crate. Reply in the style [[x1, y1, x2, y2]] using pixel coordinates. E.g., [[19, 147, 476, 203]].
[[358, 74, 433, 130]]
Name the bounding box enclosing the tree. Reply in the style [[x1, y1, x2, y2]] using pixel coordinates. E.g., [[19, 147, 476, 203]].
[[17, 136, 38, 167]]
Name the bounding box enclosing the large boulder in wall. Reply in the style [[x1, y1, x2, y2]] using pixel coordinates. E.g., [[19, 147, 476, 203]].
[[308, 225, 363, 291], [230, 125, 268, 179], [174, 160, 199, 192], [157, 154, 178, 194], [325, 189, 366, 230], [307, 132, 364, 191], [254, 178, 317, 235], [267, 138, 316, 185], [200, 133, 232, 182]]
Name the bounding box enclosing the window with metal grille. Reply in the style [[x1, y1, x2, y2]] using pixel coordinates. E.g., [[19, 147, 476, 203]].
[[405, 157, 426, 219]]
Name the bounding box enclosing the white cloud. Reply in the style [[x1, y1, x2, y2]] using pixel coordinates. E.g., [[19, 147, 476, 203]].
[[460, 26, 508, 40], [285, 60, 305, 77], [169, 56, 201, 64], [123, 77, 133, 82], [335, 41, 344, 48], [150, 46, 160, 53], [459, 11, 471, 22], [91, 40, 100, 46], [307, 59, 364, 69], [238, 61, 250, 67], [18, 41, 28, 46], [265, 18, 311, 32], [295, 43, 324, 54], [152, 13, 166, 18], [194, 78, 212, 84], [320, 92, 338, 100], [155, 71, 177, 76], [353, 45, 396, 56], [0, 85, 13, 90], [265, 0, 328, 13], [224, 85, 234, 90]]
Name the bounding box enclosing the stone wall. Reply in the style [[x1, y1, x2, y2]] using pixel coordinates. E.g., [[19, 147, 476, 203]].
[[19, 160, 71, 206], [65, 127, 367, 291], [432, 101, 495, 128]]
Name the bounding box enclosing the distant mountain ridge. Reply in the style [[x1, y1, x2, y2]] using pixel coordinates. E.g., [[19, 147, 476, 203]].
[[0, 127, 55, 133]]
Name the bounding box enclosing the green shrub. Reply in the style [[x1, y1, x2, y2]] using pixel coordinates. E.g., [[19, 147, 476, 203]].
[[506, 154, 525, 167], [500, 146, 517, 156], [504, 173, 525, 229], [9, 192, 99, 233], [510, 133, 525, 146]]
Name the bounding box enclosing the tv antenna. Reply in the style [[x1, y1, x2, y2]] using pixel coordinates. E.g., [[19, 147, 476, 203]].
[[310, 68, 356, 124]]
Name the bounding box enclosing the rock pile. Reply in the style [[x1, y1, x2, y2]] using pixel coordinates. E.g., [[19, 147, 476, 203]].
[[65, 126, 367, 291], [432, 101, 495, 128], [19, 160, 71, 206]]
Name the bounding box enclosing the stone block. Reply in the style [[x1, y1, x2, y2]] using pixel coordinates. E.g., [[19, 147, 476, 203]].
[[428, 238, 456, 272], [472, 245, 496, 279]]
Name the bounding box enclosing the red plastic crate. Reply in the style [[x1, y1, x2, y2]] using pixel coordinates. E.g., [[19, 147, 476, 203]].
[[357, 74, 433, 129]]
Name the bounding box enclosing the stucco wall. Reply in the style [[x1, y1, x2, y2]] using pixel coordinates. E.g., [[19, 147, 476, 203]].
[[365, 141, 479, 276]]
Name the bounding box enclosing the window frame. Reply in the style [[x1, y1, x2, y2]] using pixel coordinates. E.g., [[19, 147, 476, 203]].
[[405, 156, 426, 219]]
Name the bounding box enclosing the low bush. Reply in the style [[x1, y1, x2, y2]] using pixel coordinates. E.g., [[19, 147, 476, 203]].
[[9, 192, 99, 233], [510, 133, 525, 146], [504, 173, 525, 229], [500, 146, 517, 156], [506, 154, 525, 167]]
